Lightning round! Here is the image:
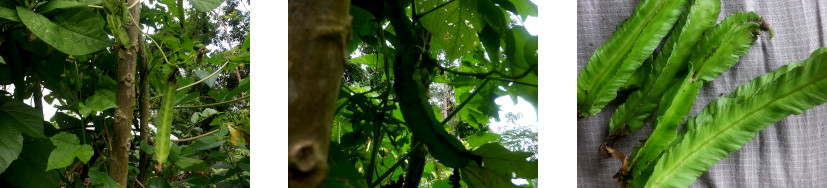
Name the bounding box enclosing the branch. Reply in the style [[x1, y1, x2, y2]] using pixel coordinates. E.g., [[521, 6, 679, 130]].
[[437, 62, 538, 80], [174, 95, 249, 109], [412, 0, 456, 20], [171, 129, 219, 142], [148, 95, 249, 109], [490, 77, 538, 87]]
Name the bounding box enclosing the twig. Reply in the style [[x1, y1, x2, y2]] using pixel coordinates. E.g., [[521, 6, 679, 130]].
[[413, 0, 456, 20], [171, 129, 219, 142]]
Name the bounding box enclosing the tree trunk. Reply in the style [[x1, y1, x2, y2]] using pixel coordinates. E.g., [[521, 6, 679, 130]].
[[136, 18, 151, 185], [287, 0, 351, 187], [109, 0, 140, 186]]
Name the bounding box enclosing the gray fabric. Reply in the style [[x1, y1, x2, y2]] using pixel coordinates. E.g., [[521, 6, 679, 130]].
[[577, 0, 827, 187]]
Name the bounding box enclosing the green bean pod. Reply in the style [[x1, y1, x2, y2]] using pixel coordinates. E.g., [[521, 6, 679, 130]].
[[155, 68, 178, 165]]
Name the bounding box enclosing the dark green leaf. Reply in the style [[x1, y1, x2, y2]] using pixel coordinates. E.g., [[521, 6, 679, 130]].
[[89, 167, 121, 188], [0, 0, 19, 22], [0, 101, 46, 139], [1, 137, 60, 188], [17, 7, 110, 55], [0, 121, 22, 174]]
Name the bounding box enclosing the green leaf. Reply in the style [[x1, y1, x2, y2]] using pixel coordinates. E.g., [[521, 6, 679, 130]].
[[350, 54, 386, 69], [462, 162, 518, 188], [174, 157, 209, 171], [419, 0, 483, 62], [576, 0, 688, 117], [140, 140, 155, 155], [190, 0, 225, 12], [89, 167, 121, 188], [507, 0, 537, 21], [161, 0, 181, 20], [0, 0, 19, 22], [17, 6, 110, 56], [609, 0, 721, 139], [46, 132, 94, 171], [2, 137, 60, 188], [79, 89, 118, 116], [194, 69, 218, 88], [646, 50, 827, 188], [0, 121, 23, 174], [478, 0, 507, 34], [190, 135, 225, 150], [472, 143, 537, 179], [325, 142, 368, 188], [224, 76, 250, 101], [149, 177, 172, 188], [466, 132, 501, 148], [0, 101, 46, 138], [479, 24, 501, 64]]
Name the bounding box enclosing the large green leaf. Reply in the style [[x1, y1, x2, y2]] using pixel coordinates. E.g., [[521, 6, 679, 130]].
[[609, 0, 721, 135], [576, 0, 688, 117], [629, 12, 769, 183], [190, 0, 225, 12], [507, 0, 537, 21], [472, 143, 537, 179], [174, 157, 209, 171], [16, 7, 110, 56], [89, 167, 120, 188], [646, 50, 827, 188], [79, 89, 118, 116], [0, 101, 46, 139], [325, 142, 368, 188], [194, 69, 218, 88], [0, 121, 23, 174], [461, 143, 539, 188], [46, 132, 94, 171], [1, 137, 60, 188], [0, 0, 19, 22], [419, 0, 483, 62]]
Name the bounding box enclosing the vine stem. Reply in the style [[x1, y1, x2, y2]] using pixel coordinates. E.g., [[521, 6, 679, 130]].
[[413, 0, 456, 20], [171, 129, 219, 142], [149, 95, 249, 109]]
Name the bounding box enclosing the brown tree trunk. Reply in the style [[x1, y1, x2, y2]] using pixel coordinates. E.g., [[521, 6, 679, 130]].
[[136, 18, 151, 186], [109, 0, 140, 186], [287, 0, 351, 187]]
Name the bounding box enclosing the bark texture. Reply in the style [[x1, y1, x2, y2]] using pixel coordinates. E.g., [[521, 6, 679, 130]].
[[109, 0, 140, 186], [136, 20, 150, 185], [288, 0, 352, 187]]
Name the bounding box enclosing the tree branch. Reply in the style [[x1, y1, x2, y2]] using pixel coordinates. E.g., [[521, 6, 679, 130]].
[[412, 0, 456, 20], [171, 129, 219, 142]]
